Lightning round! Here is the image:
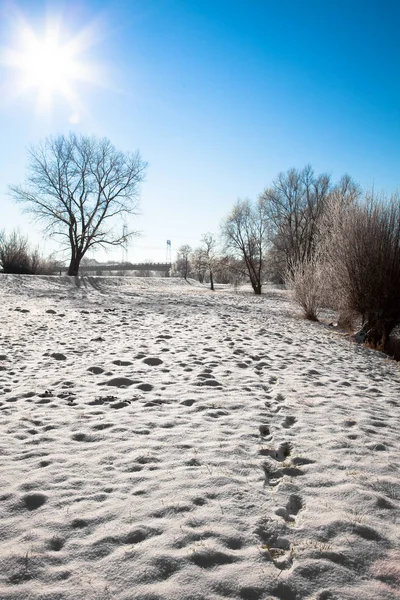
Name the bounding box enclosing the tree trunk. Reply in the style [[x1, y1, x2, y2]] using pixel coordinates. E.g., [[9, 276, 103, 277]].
[[251, 278, 262, 295], [245, 258, 262, 295], [354, 314, 396, 351], [67, 256, 82, 276], [210, 270, 214, 291], [365, 318, 395, 351]]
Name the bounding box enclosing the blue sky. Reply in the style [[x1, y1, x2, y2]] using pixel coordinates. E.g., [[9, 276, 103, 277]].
[[0, 0, 399, 264]]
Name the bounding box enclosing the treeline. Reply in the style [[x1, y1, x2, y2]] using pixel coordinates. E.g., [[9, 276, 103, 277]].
[[175, 165, 400, 353]]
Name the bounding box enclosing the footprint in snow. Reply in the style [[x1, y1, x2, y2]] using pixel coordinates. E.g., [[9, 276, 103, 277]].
[[100, 377, 138, 388], [282, 416, 297, 429], [275, 494, 305, 523]]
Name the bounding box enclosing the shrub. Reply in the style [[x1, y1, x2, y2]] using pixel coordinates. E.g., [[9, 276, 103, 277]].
[[0, 230, 59, 275], [322, 192, 400, 350], [286, 255, 324, 321], [0, 230, 32, 273]]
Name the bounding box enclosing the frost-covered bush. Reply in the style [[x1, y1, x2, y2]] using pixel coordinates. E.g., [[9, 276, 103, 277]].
[[286, 255, 324, 321], [322, 192, 400, 349]]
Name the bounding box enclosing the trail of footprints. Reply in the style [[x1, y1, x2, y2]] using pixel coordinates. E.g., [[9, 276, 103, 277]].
[[256, 387, 311, 572], [2, 287, 398, 599]]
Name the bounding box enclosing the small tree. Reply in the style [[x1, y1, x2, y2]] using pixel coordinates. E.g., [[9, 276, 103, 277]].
[[221, 198, 270, 294], [200, 232, 218, 290], [176, 244, 192, 280], [10, 133, 147, 276], [191, 247, 207, 283]]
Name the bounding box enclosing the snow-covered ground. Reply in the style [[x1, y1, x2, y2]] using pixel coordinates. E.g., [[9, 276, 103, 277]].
[[0, 274, 399, 600]]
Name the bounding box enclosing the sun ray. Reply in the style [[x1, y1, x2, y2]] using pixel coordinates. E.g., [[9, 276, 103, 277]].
[[0, 11, 104, 119]]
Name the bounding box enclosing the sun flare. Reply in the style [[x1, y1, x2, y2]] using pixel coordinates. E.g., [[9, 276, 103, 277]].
[[19, 31, 78, 90], [1, 16, 101, 118]]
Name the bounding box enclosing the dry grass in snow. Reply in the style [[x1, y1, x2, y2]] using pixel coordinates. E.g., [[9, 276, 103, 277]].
[[0, 274, 399, 600]]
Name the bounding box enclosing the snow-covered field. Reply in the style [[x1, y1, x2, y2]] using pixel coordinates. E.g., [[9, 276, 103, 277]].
[[0, 274, 399, 600]]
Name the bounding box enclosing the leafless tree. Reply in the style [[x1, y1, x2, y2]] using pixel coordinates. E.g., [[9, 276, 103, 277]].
[[328, 173, 362, 209], [260, 165, 330, 274], [286, 174, 362, 321], [191, 247, 207, 283], [176, 244, 192, 280], [221, 197, 270, 294], [200, 232, 218, 290], [9, 133, 147, 276]]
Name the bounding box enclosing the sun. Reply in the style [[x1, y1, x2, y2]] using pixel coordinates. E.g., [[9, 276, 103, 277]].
[[1, 15, 102, 118]]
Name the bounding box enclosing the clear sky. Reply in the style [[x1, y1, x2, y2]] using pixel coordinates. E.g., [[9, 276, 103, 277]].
[[0, 0, 399, 264]]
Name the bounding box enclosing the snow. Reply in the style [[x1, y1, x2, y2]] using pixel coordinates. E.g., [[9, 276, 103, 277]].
[[0, 274, 399, 600]]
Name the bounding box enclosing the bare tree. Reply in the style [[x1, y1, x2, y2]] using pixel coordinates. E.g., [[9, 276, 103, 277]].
[[176, 244, 192, 280], [328, 173, 362, 209], [200, 232, 218, 290], [260, 165, 330, 274], [285, 174, 362, 322], [9, 133, 147, 276], [221, 198, 270, 294], [191, 247, 207, 283]]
